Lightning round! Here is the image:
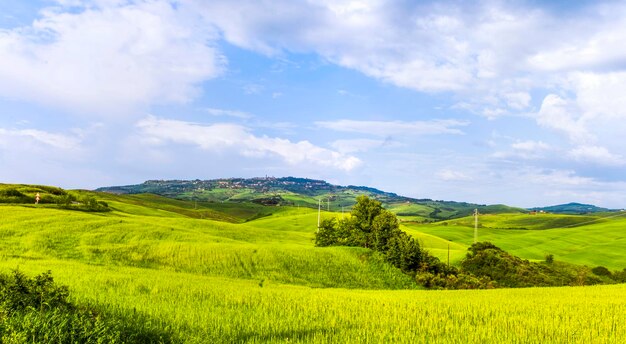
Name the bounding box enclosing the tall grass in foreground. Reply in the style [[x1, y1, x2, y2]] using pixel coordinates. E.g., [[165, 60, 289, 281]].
[[2, 259, 625, 343]]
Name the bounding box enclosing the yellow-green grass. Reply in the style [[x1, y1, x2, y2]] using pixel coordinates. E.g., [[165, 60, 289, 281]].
[[3, 199, 626, 343], [401, 224, 467, 265], [441, 213, 604, 230], [96, 192, 272, 222], [1, 257, 625, 343], [388, 202, 434, 223], [0, 205, 413, 289], [410, 213, 626, 269]]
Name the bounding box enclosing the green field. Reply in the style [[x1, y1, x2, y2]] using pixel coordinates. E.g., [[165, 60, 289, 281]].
[[410, 213, 626, 269], [1, 188, 626, 342]]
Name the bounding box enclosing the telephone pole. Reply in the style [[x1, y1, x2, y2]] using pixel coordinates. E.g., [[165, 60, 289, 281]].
[[317, 198, 321, 233], [473, 208, 479, 244]]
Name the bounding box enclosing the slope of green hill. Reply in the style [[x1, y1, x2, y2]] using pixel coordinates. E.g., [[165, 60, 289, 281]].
[[96, 177, 527, 221], [408, 212, 626, 269], [530, 202, 616, 214], [2, 184, 626, 342], [0, 203, 415, 290]]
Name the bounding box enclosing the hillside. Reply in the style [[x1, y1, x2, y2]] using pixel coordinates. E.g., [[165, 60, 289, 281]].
[[530, 202, 617, 214], [1, 184, 626, 342], [409, 212, 626, 269], [97, 177, 525, 221]]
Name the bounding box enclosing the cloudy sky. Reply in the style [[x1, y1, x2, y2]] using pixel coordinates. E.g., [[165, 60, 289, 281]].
[[1, 0, 626, 208]]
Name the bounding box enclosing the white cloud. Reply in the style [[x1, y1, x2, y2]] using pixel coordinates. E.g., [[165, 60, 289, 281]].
[[205, 108, 252, 119], [492, 140, 552, 160], [0, 128, 81, 150], [0, 0, 224, 115], [316, 119, 468, 137], [535, 94, 591, 143], [511, 140, 550, 152], [503, 92, 531, 110], [526, 5, 626, 73], [189, 0, 626, 132], [436, 169, 472, 182], [568, 145, 624, 166], [136, 116, 361, 171], [331, 138, 391, 153], [570, 72, 626, 121]]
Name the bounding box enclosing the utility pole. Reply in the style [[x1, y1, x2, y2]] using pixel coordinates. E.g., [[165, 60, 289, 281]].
[[474, 208, 479, 244], [327, 197, 330, 211], [447, 243, 450, 268], [317, 198, 321, 233]]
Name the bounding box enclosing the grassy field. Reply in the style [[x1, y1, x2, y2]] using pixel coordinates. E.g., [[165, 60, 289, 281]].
[[1, 190, 626, 342], [409, 213, 626, 269]]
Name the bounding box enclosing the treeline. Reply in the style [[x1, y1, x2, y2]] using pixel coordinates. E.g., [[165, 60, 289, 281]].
[[420, 242, 626, 289], [0, 270, 175, 343], [0, 185, 110, 212], [315, 196, 625, 289]]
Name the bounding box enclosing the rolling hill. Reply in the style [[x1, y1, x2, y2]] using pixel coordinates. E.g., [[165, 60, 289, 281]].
[[529, 202, 617, 214], [1, 183, 626, 342], [96, 177, 525, 221]]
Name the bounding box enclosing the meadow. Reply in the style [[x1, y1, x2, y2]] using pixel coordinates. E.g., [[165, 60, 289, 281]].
[[408, 213, 626, 269], [1, 188, 626, 342]]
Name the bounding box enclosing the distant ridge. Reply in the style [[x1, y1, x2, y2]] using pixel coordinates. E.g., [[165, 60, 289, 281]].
[[98, 177, 400, 198], [529, 202, 615, 214], [96, 177, 525, 221]]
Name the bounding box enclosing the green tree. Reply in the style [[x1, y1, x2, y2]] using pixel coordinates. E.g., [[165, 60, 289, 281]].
[[351, 195, 382, 233], [385, 232, 422, 273], [370, 210, 400, 252], [315, 218, 338, 247]]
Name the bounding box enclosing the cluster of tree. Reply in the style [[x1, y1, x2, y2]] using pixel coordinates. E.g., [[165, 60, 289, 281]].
[[0, 187, 109, 212], [315, 196, 624, 290], [0, 186, 67, 204], [315, 196, 450, 277], [56, 194, 110, 212], [0, 188, 31, 203]]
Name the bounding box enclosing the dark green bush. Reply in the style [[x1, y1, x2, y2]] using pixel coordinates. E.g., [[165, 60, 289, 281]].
[[0, 270, 176, 343], [0, 270, 71, 316], [591, 266, 611, 277]]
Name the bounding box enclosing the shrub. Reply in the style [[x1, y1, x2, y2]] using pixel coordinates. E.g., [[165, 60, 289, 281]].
[[591, 266, 612, 277], [0, 270, 71, 316], [0, 270, 176, 343]]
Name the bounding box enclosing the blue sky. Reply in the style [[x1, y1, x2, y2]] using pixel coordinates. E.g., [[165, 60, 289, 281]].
[[1, 0, 626, 208]]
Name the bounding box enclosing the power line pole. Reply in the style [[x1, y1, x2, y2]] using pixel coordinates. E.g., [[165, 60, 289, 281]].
[[317, 198, 321, 233], [474, 208, 479, 244]]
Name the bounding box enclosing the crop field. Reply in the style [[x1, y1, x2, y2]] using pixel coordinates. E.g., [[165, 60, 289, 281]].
[[1, 193, 626, 343], [409, 213, 626, 269]]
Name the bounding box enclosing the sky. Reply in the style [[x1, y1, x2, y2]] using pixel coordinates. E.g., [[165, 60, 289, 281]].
[[1, 0, 626, 208]]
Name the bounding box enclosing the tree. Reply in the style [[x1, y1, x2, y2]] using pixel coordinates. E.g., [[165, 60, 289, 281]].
[[385, 232, 422, 273], [315, 218, 338, 247], [370, 210, 399, 252], [350, 195, 382, 234]]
